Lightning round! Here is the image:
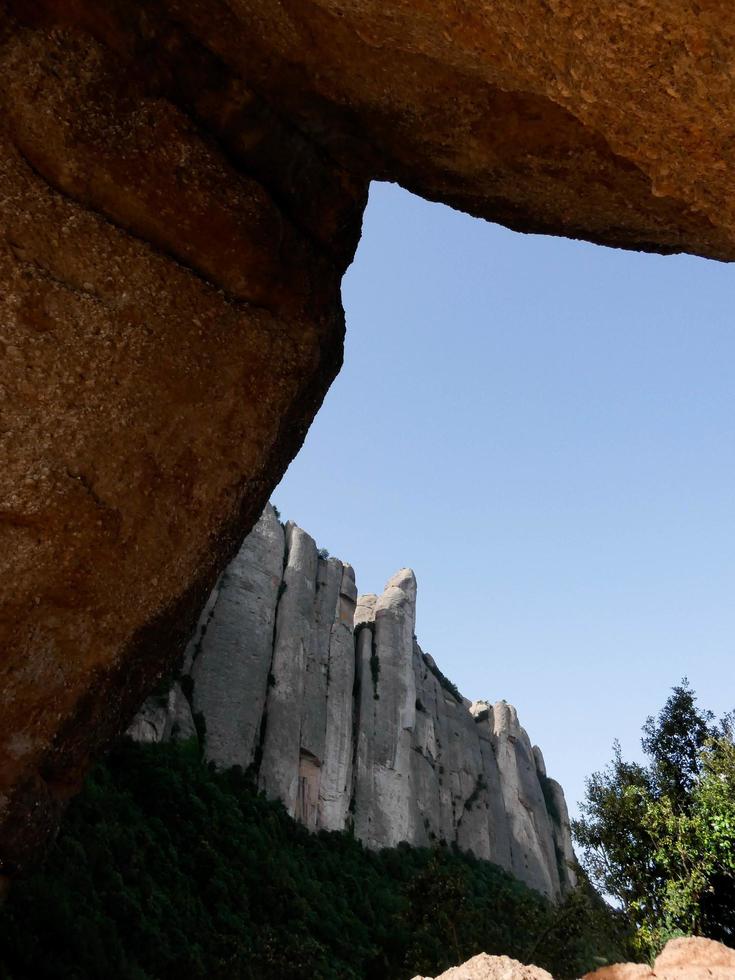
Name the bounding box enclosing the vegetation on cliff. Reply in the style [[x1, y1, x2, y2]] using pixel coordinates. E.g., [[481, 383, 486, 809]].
[[574, 681, 735, 958], [0, 740, 627, 979]]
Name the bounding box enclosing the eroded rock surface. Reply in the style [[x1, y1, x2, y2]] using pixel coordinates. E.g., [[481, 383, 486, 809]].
[[3, 0, 735, 873], [130, 508, 577, 900], [0, 3, 365, 875], [188, 0, 735, 261]]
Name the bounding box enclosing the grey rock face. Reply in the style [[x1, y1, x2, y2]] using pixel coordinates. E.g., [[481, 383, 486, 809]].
[[490, 702, 562, 900], [354, 592, 377, 627], [318, 563, 357, 831], [128, 505, 577, 901], [353, 569, 418, 848], [543, 776, 579, 895], [190, 503, 285, 771], [259, 522, 319, 815], [126, 682, 196, 745], [472, 703, 514, 869], [258, 523, 357, 833]]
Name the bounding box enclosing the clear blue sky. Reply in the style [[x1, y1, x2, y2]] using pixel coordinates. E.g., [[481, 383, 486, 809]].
[[274, 181, 735, 816]]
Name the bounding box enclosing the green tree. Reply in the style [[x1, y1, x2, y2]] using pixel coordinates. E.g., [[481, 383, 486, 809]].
[[641, 681, 715, 806], [573, 681, 735, 957]]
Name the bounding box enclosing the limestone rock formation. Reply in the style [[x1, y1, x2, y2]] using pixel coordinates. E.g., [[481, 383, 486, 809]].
[[353, 568, 419, 849], [189, 504, 285, 771], [5, 0, 735, 873], [130, 508, 578, 900], [488, 702, 567, 898]]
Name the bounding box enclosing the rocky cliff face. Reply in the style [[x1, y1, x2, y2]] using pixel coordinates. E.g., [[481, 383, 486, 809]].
[[131, 506, 577, 901], [3, 0, 734, 875]]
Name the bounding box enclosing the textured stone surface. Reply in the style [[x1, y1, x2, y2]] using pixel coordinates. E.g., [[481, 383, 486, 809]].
[[126, 683, 196, 745], [318, 563, 357, 830], [542, 775, 579, 892], [189, 0, 735, 261], [0, 6, 362, 874], [655, 936, 735, 971], [353, 569, 419, 848], [412, 951, 554, 979], [473, 702, 514, 869], [490, 702, 563, 899], [189, 504, 284, 771], [420, 941, 735, 980], [130, 508, 577, 899], [583, 936, 735, 979], [7, 0, 733, 872], [584, 968, 652, 980], [259, 523, 319, 815]]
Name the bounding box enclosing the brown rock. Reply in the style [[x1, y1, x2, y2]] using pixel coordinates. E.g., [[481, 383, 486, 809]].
[[584, 936, 735, 979], [185, 0, 735, 261], [413, 952, 554, 980], [583, 965, 653, 980], [654, 936, 735, 971], [3, 0, 735, 872], [0, 4, 365, 874]]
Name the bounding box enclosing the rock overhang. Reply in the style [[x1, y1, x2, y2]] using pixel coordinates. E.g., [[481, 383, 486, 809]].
[[2, 0, 734, 874]]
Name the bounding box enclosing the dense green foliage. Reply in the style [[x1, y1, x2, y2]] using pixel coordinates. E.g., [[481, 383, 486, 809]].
[[574, 681, 735, 958], [1, 740, 627, 979]]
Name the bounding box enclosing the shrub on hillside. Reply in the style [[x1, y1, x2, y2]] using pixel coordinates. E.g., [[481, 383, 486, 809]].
[[0, 740, 628, 979]]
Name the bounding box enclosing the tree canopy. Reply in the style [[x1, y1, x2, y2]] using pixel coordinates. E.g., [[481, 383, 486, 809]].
[[573, 680, 735, 957]]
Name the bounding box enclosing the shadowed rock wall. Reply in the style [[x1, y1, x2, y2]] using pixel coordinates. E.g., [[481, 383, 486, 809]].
[[3, 0, 734, 875], [131, 507, 578, 901]]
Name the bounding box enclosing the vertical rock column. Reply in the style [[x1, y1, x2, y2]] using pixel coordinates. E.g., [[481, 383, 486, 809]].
[[409, 654, 515, 865], [258, 526, 357, 831], [187, 505, 285, 771], [297, 554, 344, 828], [259, 524, 319, 815], [409, 643, 447, 846], [470, 702, 513, 872], [318, 565, 358, 831], [532, 747, 579, 896], [410, 646, 491, 857], [353, 592, 378, 831], [353, 570, 418, 848], [489, 701, 562, 900]]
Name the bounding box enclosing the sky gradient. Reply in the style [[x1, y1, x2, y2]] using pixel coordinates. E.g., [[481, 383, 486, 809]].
[[274, 181, 735, 816]]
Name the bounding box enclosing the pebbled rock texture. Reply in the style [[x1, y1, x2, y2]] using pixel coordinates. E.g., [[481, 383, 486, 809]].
[[3, 0, 735, 873], [130, 508, 578, 900]]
